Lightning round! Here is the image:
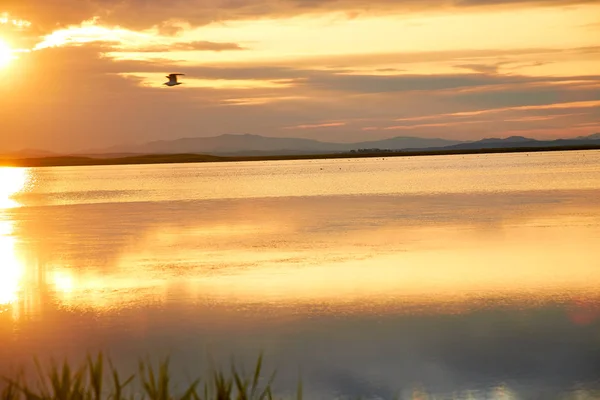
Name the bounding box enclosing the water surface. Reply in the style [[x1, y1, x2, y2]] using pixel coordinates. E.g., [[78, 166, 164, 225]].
[[1, 151, 600, 399]]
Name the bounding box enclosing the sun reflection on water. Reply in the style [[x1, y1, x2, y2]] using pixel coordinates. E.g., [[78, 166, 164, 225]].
[[0, 221, 24, 308], [0, 167, 28, 313], [0, 167, 28, 209], [52, 270, 75, 295]]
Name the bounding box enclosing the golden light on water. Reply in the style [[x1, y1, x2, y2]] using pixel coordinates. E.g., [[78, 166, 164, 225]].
[[0, 221, 23, 306], [0, 168, 28, 309], [46, 266, 170, 312], [52, 270, 74, 295], [0, 167, 28, 208], [28, 210, 598, 316]]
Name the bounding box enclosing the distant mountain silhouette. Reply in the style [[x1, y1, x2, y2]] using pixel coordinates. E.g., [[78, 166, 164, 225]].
[[345, 136, 464, 151], [576, 133, 600, 140], [4, 133, 599, 158], [478, 136, 534, 143], [412, 133, 600, 151], [85, 134, 464, 156], [0, 149, 58, 159]]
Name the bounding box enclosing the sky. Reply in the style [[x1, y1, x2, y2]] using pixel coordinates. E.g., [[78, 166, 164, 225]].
[[0, 0, 599, 152]]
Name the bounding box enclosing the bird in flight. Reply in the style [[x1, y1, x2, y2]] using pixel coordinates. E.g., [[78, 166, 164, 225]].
[[164, 73, 185, 87]]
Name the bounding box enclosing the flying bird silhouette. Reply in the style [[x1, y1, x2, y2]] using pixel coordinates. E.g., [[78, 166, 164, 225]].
[[164, 73, 185, 86]]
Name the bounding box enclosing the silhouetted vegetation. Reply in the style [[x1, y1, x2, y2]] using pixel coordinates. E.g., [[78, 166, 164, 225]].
[[349, 148, 395, 153], [0, 353, 303, 400], [1, 144, 599, 168]]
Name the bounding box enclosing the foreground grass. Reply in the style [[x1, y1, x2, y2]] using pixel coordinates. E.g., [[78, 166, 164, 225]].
[[1, 353, 302, 400], [2, 144, 600, 168]]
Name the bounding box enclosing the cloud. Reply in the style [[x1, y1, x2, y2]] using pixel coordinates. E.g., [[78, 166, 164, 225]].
[[0, 12, 31, 29], [304, 73, 517, 93], [582, 21, 600, 29], [383, 120, 488, 131], [198, 47, 579, 70], [394, 100, 600, 122], [284, 122, 346, 130], [448, 80, 600, 109], [454, 63, 507, 74], [69, 53, 598, 95], [1, 27, 600, 152], [20, 17, 246, 56], [378, 110, 595, 131], [0, 45, 326, 150], [130, 41, 246, 52], [1, 0, 597, 33]]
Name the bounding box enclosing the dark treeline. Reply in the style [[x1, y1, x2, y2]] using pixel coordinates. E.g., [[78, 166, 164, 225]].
[[2, 144, 600, 169]]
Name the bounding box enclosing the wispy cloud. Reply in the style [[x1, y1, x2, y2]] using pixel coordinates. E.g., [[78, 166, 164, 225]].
[[127, 41, 247, 52], [382, 120, 488, 131], [33, 18, 148, 50], [4, 0, 598, 32], [394, 100, 600, 122], [0, 12, 31, 29], [29, 18, 247, 56], [284, 122, 347, 130], [502, 113, 587, 122], [222, 96, 308, 105]]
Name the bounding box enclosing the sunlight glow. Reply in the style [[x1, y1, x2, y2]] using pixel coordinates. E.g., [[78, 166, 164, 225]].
[[0, 168, 27, 309], [0, 13, 31, 29], [34, 17, 149, 50], [0, 39, 15, 68], [0, 168, 28, 208], [0, 168, 28, 314], [49, 266, 167, 311], [52, 270, 74, 295]]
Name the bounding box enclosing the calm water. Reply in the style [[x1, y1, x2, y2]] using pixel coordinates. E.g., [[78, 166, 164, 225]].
[[1, 151, 600, 399]]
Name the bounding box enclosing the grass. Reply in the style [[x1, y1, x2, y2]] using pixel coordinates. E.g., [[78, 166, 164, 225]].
[[2, 144, 600, 168], [0, 353, 299, 400]]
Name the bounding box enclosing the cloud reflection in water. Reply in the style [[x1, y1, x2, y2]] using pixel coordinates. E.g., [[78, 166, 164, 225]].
[[1, 155, 599, 399]]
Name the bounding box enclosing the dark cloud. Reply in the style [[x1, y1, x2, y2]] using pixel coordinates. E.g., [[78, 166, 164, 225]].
[[1, 0, 597, 32], [455, 63, 505, 74], [575, 46, 600, 54], [130, 41, 247, 52], [582, 21, 600, 29], [214, 47, 573, 70], [303, 73, 532, 93], [65, 47, 597, 93], [449, 82, 600, 109], [456, 0, 598, 5], [454, 60, 552, 75], [158, 63, 600, 95]]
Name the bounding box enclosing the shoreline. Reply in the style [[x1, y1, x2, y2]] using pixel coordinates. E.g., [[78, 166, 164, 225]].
[[2, 144, 599, 169]]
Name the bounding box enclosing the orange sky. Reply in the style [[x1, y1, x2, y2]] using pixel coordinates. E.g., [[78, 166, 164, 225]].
[[0, 1, 599, 152]]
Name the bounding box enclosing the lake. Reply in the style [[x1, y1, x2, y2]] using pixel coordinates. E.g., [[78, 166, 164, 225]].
[[1, 150, 600, 399]]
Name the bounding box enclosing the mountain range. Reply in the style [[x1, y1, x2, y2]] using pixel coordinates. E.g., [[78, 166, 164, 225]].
[[2, 133, 600, 158], [83, 133, 600, 156], [81, 134, 464, 157], [403, 133, 600, 151]]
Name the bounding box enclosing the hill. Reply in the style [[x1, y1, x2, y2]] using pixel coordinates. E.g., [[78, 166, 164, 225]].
[[412, 134, 600, 151], [84, 134, 464, 156]]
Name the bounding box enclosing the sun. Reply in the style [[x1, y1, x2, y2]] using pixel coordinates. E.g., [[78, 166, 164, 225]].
[[0, 38, 15, 68]]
